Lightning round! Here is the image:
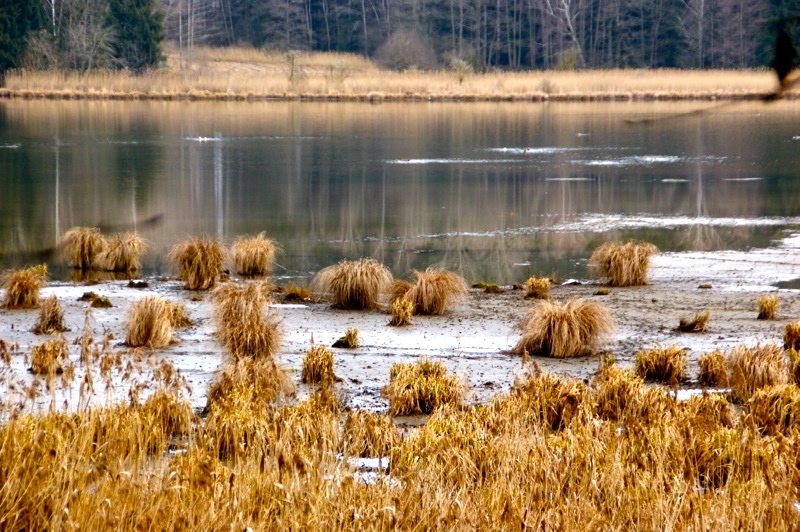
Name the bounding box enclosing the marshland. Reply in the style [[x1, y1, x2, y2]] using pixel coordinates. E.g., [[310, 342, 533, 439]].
[[3, 88, 800, 528]]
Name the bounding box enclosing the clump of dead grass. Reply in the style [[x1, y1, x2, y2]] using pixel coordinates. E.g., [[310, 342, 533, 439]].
[[96, 231, 148, 272], [60, 227, 106, 269], [745, 384, 800, 436], [402, 267, 468, 315], [30, 337, 69, 375], [332, 328, 359, 348], [388, 297, 414, 326], [168, 302, 193, 328], [169, 237, 226, 290], [728, 342, 790, 403], [678, 310, 710, 332], [382, 358, 466, 416], [125, 295, 175, 348], [634, 344, 687, 384], [212, 282, 281, 360], [231, 232, 280, 276], [279, 282, 312, 302], [588, 240, 659, 286], [783, 322, 800, 350], [301, 344, 337, 384], [756, 294, 779, 320], [511, 298, 613, 358], [698, 350, 730, 387], [2, 264, 47, 309], [524, 276, 551, 299], [311, 258, 392, 310], [507, 366, 588, 431], [340, 411, 401, 457], [33, 295, 69, 334]]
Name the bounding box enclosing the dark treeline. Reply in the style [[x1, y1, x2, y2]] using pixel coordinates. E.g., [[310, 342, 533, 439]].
[[163, 0, 799, 69]]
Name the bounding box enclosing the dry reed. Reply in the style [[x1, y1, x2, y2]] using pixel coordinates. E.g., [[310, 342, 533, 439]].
[[727, 342, 790, 403], [745, 384, 800, 436], [634, 344, 687, 384], [212, 282, 281, 360], [169, 237, 226, 290], [588, 240, 659, 286], [96, 231, 148, 272], [279, 282, 312, 303], [1, 264, 47, 309], [698, 350, 730, 387], [332, 328, 360, 348], [388, 297, 414, 326], [511, 298, 613, 357], [125, 295, 174, 348], [340, 411, 401, 457], [756, 294, 779, 320], [30, 337, 69, 375], [33, 295, 69, 334], [311, 258, 392, 310], [784, 321, 800, 350], [678, 310, 710, 332], [59, 227, 106, 269], [382, 358, 466, 416], [301, 344, 336, 384], [230, 232, 280, 276], [524, 276, 551, 299], [402, 267, 468, 315]]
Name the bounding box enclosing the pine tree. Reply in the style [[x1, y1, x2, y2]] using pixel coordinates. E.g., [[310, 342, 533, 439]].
[[0, 0, 46, 85], [107, 0, 165, 72]]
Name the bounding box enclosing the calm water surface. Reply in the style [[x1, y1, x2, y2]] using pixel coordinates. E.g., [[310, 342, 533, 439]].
[[1, 99, 799, 284]]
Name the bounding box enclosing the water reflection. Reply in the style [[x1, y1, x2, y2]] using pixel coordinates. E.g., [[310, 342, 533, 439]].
[[1, 100, 799, 284]]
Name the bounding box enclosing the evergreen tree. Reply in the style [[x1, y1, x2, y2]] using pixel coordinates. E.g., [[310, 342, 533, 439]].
[[0, 0, 46, 85], [108, 0, 165, 72]]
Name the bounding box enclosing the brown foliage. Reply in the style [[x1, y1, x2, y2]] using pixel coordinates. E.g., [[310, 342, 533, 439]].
[[403, 267, 468, 315], [311, 258, 393, 310], [169, 237, 226, 290], [588, 240, 659, 286]]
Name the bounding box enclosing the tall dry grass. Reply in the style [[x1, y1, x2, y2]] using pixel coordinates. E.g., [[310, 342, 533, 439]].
[[698, 350, 730, 387], [634, 344, 687, 384], [169, 237, 226, 290], [402, 267, 468, 315], [301, 344, 336, 384], [125, 295, 175, 348], [1, 264, 47, 309], [59, 227, 106, 269], [589, 241, 659, 287], [311, 258, 393, 310], [230, 232, 280, 276], [33, 295, 69, 334], [512, 298, 613, 357], [524, 276, 551, 299], [29, 337, 69, 375], [212, 282, 281, 360], [382, 358, 466, 416], [96, 231, 148, 272], [727, 342, 790, 403]]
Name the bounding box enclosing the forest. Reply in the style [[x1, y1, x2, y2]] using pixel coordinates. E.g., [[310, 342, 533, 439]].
[[2, 0, 799, 78]]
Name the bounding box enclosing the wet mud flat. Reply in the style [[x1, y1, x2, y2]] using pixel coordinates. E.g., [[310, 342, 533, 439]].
[[2, 240, 800, 413]]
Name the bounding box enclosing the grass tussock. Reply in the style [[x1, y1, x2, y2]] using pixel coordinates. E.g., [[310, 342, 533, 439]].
[[332, 328, 359, 348], [279, 282, 312, 303], [311, 258, 392, 310], [524, 276, 551, 299], [30, 337, 69, 375], [212, 282, 281, 360], [788, 349, 800, 385], [507, 366, 589, 431], [169, 237, 226, 290], [59, 227, 106, 269], [340, 411, 401, 457], [168, 302, 193, 328], [698, 350, 730, 387], [301, 344, 336, 384], [756, 294, 779, 320], [634, 344, 687, 384], [511, 298, 613, 358], [33, 295, 69, 334], [382, 358, 466, 416], [231, 232, 280, 276], [96, 231, 148, 272], [388, 297, 414, 326], [727, 342, 790, 403], [588, 240, 659, 286], [402, 267, 468, 315], [784, 321, 800, 350], [678, 310, 710, 332], [1, 264, 47, 309], [746, 384, 800, 436], [125, 295, 175, 348]]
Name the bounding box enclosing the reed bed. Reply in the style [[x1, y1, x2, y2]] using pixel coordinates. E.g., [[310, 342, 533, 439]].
[[125, 295, 175, 348], [340, 410, 401, 458], [230, 232, 280, 276], [756, 294, 779, 320], [511, 298, 613, 358], [278, 282, 312, 303], [169, 237, 226, 290], [59, 227, 106, 269], [29, 337, 69, 374], [212, 282, 281, 360], [33, 295, 69, 334], [382, 358, 466, 415], [311, 258, 393, 310], [698, 350, 730, 387], [1, 264, 47, 309], [634, 344, 687, 384], [727, 342, 790, 403], [402, 267, 468, 315], [96, 231, 148, 272], [524, 276, 551, 299], [589, 240, 659, 287], [784, 321, 800, 350], [301, 344, 336, 384]]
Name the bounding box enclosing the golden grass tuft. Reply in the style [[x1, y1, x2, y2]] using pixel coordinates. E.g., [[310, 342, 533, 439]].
[[332, 327, 359, 348], [301, 344, 336, 384], [402, 267, 468, 315], [634, 344, 687, 384], [311, 258, 393, 310], [125, 295, 174, 348], [783, 321, 800, 350], [678, 310, 710, 332], [746, 384, 800, 436], [169, 237, 226, 290], [756, 294, 779, 320], [340, 411, 401, 457], [230, 232, 280, 276], [590, 362, 650, 422], [33, 295, 69, 334], [96, 231, 148, 272], [588, 240, 659, 286], [388, 297, 414, 326], [698, 350, 730, 387], [727, 342, 790, 403], [212, 282, 281, 360], [508, 367, 588, 431], [511, 298, 613, 358], [524, 276, 551, 299], [382, 358, 466, 416], [1, 264, 47, 309], [279, 282, 312, 302], [390, 279, 412, 303], [59, 226, 106, 269], [788, 349, 800, 385], [30, 337, 69, 375], [139, 389, 195, 441]]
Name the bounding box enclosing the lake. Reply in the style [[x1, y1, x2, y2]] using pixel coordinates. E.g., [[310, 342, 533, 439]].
[[1, 99, 799, 285]]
